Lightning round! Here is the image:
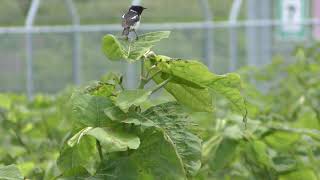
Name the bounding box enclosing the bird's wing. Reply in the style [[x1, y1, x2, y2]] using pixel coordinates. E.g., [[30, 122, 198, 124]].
[[122, 11, 140, 28]]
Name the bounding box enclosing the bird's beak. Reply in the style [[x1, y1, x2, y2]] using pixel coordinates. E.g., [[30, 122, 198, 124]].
[[143, 7, 147, 9]]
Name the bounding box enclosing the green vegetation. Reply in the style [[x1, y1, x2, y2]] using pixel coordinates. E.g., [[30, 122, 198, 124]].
[[1, 30, 320, 179]]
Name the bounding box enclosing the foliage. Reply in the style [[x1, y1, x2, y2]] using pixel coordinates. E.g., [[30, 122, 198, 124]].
[[0, 32, 320, 180]]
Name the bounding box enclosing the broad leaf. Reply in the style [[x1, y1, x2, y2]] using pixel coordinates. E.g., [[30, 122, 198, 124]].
[[68, 127, 140, 152], [0, 165, 24, 180], [115, 90, 152, 112], [209, 138, 239, 171], [102, 31, 170, 61], [57, 136, 97, 175], [123, 31, 171, 60], [71, 92, 114, 127], [93, 131, 186, 179], [147, 55, 246, 115], [146, 60, 213, 112], [102, 34, 126, 61], [132, 102, 202, 176]]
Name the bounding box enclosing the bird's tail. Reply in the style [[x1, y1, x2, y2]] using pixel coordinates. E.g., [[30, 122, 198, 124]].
[[122, 27, 130, 36]]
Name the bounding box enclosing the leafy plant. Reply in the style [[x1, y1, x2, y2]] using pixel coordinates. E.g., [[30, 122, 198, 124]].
[[53, 31, 247, 179]]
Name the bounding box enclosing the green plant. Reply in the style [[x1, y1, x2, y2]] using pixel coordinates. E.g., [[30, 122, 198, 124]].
[[51, 31, 247, 179]]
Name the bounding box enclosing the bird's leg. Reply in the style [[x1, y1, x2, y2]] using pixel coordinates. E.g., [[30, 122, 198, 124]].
[[132, 29, 139, 40]]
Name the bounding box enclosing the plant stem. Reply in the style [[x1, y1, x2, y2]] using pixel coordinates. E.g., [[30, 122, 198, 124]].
[[96, 140, 104, 161], [138, 60, 146, 89], [151, 76, 173, 94]]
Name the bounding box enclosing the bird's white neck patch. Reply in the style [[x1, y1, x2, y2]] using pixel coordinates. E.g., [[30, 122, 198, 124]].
[[130, 9, 138, 13]]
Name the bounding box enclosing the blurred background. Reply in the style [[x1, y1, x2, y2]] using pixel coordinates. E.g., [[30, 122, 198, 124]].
[[0, 0, 319, 98]]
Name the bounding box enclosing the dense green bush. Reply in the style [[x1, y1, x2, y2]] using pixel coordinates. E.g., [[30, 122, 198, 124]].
[[0, 33, 319, 180]]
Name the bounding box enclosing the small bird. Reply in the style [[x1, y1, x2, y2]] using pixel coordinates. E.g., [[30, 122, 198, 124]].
[[122, 5, 147, 40]]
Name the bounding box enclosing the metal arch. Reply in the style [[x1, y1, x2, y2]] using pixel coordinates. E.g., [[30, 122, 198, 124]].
[[228, 0, 243, 72], [65, 0, 81, 85], [198, 0, 214, 71], [25, 0, 41, 100]]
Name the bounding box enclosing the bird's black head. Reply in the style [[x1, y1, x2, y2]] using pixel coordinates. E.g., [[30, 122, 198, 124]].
[[129, 5, 146, 15]]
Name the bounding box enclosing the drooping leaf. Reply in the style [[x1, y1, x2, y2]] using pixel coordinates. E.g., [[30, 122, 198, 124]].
[[0, 165, 24, 180], [136, 102, 202, 176], [68, 127, 140, 152], [115, 90, 152, 112], [93, 131, 186, 179], [102, 34, 126, 61], [147, 55, 246, 115], [57, 136, 97, 175], [146, 59, 213, 112], [71, 92, 114, 127], [102, 31, 170, 61]]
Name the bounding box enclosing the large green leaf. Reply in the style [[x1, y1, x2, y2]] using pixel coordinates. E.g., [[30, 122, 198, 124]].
[[146, 60, 213, 112], [92, 131, 186, 180], [102, 31, 170, 61], [68, 127, 140, 152], [115, 89, 152, 112], [0, 165, 24, 180], [71, 92, 114, 127], [136, 102, 202, 176], [57, 136, 97, 175], [209, 138, 239, 171], [102, 34, 126, 61], [147, 55, 246, 115]]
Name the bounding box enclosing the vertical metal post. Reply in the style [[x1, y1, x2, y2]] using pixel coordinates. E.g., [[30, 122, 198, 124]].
[[229, 0, 242, 72], [25, 0, 40, 100], [259, 0, 272, 66], [126, 0, 143, 89], [246, 0, 258, 66], [65, 0, 81, 85], [199, 0, 214, 70]]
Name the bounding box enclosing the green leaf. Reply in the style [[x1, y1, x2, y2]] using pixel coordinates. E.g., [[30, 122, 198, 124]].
[[137, 102, 202, 176], [58, 167, 91, 179], [102, 31, 170, 61], [57, 136, 97, 175], [148, 55, 246, 115], [209, 138, 239, 171], [102, 34, 126, 61], [146, 60, 213, 112], [93, 131, 186, 179], [263, 131, 300, 152], [245, 140, 273, 169], [71, 92, 114, 127], [68, 127, 140, 152], [124, 31, 171, 60], [279, 169, 317, 180], [0, 94, 11, 110], [115, 90, 152, 112], [0, 165, 24, 180]]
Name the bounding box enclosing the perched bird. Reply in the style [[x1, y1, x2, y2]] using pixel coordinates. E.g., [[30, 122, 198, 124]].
[[122, 5, 147, 40]]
